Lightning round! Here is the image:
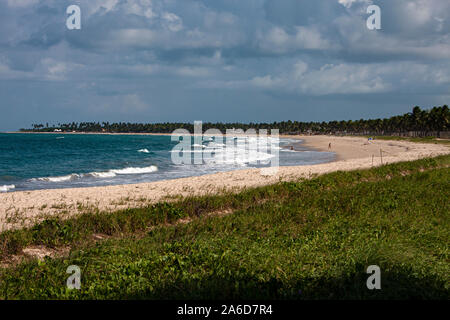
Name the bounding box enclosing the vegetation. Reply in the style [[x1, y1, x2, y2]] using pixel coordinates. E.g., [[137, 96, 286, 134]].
[[22, 105, 449, 136], [0, 155, 449, 299]]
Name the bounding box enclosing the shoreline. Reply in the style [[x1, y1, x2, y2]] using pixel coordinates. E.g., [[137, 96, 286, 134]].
[[1, 135, 449, 232]]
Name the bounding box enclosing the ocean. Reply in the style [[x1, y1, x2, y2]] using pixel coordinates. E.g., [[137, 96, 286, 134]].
[[0, 133, 335, 192]]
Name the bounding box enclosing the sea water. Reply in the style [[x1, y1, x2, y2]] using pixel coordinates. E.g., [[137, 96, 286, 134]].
[[0, 133, 335, 192]]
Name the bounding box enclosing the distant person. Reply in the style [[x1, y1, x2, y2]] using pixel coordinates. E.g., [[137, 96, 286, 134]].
[[328, 142, 331, 150], [290, 146, 294, 150]]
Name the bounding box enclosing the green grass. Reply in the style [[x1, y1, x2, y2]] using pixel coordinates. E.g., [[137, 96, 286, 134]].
[[0, 156, 449, 300], [365, 135, 450, 145]]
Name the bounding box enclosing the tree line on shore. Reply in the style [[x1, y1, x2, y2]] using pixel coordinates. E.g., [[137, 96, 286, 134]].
[[22, 105, 449, 136]]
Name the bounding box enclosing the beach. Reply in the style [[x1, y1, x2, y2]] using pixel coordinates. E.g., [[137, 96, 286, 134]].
[[1, 135, 449, 232]]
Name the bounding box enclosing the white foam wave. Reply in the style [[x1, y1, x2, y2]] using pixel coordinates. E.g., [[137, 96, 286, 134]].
[[138, 149, 150, 153], [170, 136, 282, 166], [109, 166, 158, 175], [0, 184, 15, 192], [89, 171, 117, 178], [34, 174, 80, 182], [31, 165, 158, 183]]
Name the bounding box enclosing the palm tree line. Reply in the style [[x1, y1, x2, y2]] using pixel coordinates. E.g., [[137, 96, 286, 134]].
[[22, 105, 449, 136]]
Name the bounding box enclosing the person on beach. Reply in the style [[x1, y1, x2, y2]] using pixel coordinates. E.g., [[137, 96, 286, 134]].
[[328, 142, 331, 150]]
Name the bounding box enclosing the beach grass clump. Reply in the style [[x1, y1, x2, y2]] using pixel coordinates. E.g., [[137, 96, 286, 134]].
[[0, 155, 449, 299]]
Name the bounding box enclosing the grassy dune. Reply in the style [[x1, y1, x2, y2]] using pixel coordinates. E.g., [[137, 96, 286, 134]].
[[0, 156, 449, 299]]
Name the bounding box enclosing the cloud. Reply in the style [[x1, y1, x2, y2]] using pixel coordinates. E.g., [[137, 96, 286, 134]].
[[37, 58, 85, 81], [162, 12, 183, 32], [338, 0, 371, 9], [228, 59, 450, 96], [248, 60, 389, 95], [1, 0, 450, 130], [258, 26, 331, 53], [83, 0, 120, 16], [123, 0, 155, 18]]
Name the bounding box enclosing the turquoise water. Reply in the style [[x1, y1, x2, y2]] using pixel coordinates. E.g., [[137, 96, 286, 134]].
[[0, 133, 335, 192]]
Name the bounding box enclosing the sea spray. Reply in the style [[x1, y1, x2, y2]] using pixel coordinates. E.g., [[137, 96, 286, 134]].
[[0, 184, 15, 192]]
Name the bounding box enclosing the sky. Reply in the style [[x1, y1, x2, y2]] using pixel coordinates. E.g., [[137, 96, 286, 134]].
[[0, 0, 449, 131]]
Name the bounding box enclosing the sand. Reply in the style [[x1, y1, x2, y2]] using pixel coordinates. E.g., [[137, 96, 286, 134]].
[[1, 135, 449, 232]]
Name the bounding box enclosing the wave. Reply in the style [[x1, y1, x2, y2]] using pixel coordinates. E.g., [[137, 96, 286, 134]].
[[89, 171, 117, 178], [31, 165, 158, 183], [0, 184, 15, 192], [109, 166, 158, 175], [170, 137, 280, 166], [34, 174, 80, 182], [138, 149, 150, 153]]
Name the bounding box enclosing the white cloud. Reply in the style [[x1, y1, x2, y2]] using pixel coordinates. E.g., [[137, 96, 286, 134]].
[[249, 61, 388, 95], [338, 0, 371, 9], [245, 60, 450, 96], [294, 62, 389, 95], [259, 26, 331, 53], [83, 0, 119, 16], [404, 1, 432, 27], [294, 26, 331, 50], [162, 12, 183, 32], [38, 58, 83, 81], [124, 0, 156, 19]]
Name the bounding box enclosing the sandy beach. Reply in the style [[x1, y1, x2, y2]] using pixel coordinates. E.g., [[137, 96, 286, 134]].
[[1, 135, 448, 232]]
